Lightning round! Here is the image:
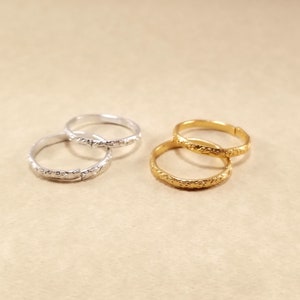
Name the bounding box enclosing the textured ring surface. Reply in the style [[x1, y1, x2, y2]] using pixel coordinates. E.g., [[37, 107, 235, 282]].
[[150, 139, 232, 190], [173, 120, 251, 158], [65, 114, 141, 148], [28, 133, 112, 182]]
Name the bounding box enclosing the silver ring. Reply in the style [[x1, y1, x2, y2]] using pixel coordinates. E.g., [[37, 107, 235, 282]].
[[64, 114, 141, 148], [28, 133, 112, 182]]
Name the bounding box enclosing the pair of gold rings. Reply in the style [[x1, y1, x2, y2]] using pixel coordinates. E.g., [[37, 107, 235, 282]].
[[150, 120, 251, 190]]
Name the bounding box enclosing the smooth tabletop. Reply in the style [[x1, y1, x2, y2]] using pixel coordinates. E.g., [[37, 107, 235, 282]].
[[1, 1, 300, 299]]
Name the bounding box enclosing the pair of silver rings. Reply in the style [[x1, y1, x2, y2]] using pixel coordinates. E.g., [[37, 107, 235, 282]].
[[28, 114, 141, 182]]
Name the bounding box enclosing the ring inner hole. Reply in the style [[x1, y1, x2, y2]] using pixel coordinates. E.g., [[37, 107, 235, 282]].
[[157, 148, 225, 179]]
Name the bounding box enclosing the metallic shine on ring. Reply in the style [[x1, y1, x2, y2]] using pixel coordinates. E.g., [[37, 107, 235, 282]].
[[173, 120, 251, 158], [150, 139, 232, 190], [28, 133, 112, 182], [64, 114, 141, 148]]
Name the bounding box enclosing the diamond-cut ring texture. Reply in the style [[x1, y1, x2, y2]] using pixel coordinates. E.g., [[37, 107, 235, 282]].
[[29, 115, 250, 188], [173, 120, 251, 158], [29, 133, 112, 182], [150, 139, 232, 190], [28, 114, 141, 182], [150, 119, 251, 190], [64, 114, 141, 148]]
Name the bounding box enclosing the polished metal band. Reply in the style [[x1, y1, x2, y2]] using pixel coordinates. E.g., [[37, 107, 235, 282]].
[[28, 133, 112, 182], [173, 120, 251, 158], [65, 114, 141, 148], [150, 139, 232, 190]]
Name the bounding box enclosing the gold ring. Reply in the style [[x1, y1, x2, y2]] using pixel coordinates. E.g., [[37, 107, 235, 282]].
[[173, 120, 251, 158], [150, 139, 232, 190]]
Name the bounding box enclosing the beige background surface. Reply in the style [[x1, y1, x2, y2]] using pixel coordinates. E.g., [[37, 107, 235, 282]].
[[1, 1, 300, 299]]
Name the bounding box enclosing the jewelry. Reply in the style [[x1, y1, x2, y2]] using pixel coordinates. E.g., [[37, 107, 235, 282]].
[[150, 139, 232, 190], [173, 120, 251, 158], [65, 114, 141, 148], [28, 133, 112, 182]]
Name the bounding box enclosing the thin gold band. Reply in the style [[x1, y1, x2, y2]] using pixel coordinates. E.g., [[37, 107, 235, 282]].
[[150, 139, 232, 190], [173, 120, 251, 158]]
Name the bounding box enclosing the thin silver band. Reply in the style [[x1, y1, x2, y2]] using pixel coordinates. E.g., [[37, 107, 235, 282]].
[[28, 133, 112, 182], [64, 114, 141, 148]]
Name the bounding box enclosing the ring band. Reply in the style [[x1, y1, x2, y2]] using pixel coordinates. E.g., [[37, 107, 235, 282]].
[[64, 114, 141, 148], [173, 120, 251, 158], [28, 133, 112, 182], [150, 139, 232, 190]]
